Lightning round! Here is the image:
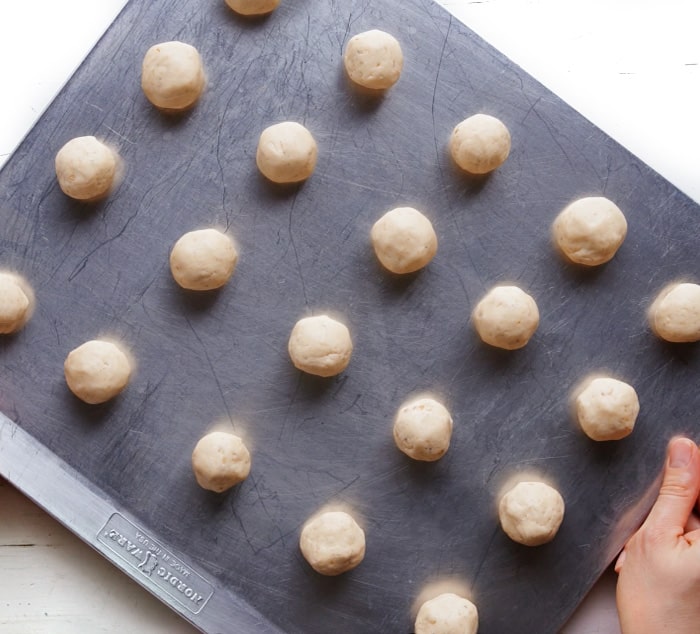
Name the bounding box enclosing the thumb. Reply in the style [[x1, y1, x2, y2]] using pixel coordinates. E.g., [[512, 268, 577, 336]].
[[644, 437, 700, 538]]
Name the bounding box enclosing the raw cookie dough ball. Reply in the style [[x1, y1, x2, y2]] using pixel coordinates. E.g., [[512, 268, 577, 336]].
[[141, 41, 205, 111], [191, 431, 251, 492], [415, 593, 479, 634], [169, 228, 238, 291], [55, 136, 117, 201], [256, 121, 317, 184], [472, 285, 539, 350], [371, 207, 438, 274], [288, 315, 353, 377], [576, 377, 639, 441], [0, 272, 33, 334], [499, 481, 565, 546], [449, 114, 511, 175], [552, 197, 627, 266], [393, 397, 453, 462], [343, 29, 403, 90], [299, 510, 365, 575], [64, 340, 132, 404], [225, 0, 279, 15], [649, 282, 700, 343]]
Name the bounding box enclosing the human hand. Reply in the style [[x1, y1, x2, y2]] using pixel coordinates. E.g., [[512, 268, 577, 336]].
[[615, 437, 700, 634]]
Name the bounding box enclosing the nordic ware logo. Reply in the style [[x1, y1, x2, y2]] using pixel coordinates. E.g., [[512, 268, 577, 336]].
[[99, 513, 214, 614]]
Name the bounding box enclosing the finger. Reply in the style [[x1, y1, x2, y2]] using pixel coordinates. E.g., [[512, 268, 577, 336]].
[[643, 437, 700, 539], [614, 549, 626, 573], [686, 513, 700, 533], [684, 527, 700, 545]]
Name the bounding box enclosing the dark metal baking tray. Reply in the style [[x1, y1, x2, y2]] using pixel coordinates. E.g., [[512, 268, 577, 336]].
[[0, 0, 698, 632]]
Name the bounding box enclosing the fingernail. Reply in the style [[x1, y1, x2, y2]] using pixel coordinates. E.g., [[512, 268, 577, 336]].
[[669, 438, 694, 468]]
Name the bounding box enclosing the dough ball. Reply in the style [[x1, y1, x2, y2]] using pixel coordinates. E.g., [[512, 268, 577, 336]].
[[393, 397, 453, 462], [256, 121, 317, 184], [191, 431, 251, 492], [575, 377, 639, 441], [64, 340, 132, 404], [288, 315, 353, 377], [449, 114, 511, 175], [141, 41, 205, 111], [225, 0, 279, 15], [649, 282, 700, 343], [371, 207, 438, 274], [343, 29, 403, 90], [552, 197, 627, 266], [55, 136, 117, 201], [472, 285, 539, 350], [299, 510, 365, 575], [499, 481, 565, 546], [0, 272, 33, 334], [169, 228, 238, 291], [415, 593, 479, 634]]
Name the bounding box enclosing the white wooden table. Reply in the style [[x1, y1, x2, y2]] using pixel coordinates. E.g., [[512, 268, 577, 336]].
[[0, 1, 698, 632]]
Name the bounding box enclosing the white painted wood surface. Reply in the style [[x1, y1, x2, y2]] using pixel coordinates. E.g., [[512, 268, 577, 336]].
[[0, 478, 197, 633], [1, 0, 698, 631]]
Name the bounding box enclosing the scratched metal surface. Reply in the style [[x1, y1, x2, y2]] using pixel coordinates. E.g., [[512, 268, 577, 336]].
[[0, 0, 698, 632]]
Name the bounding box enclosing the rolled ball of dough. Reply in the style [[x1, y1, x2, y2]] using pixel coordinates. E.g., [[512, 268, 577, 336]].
[[55, 136, 117, 201], [472, 285, 539, 350], [649, 282, 700, 343], [141, 41, 205, 111], [449, 114, 511, 175], [393, 397, 453, 462], [299, 510, 365, 575], [575, 377, 639, 441], [169, 228, 238, 291], [552, 197, 627, 266], [499, 481, 565, 546], [64, 340, 132, 404], [415, 593, 479, 634], [288, 315, 353, 377], [191, 431, 251, 492], [225, 0, 279, 15], [371, 207, 438, 274], [0, 272, 33, 334], [256, 121, 317, 184], [343, 29, 403, 90]]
